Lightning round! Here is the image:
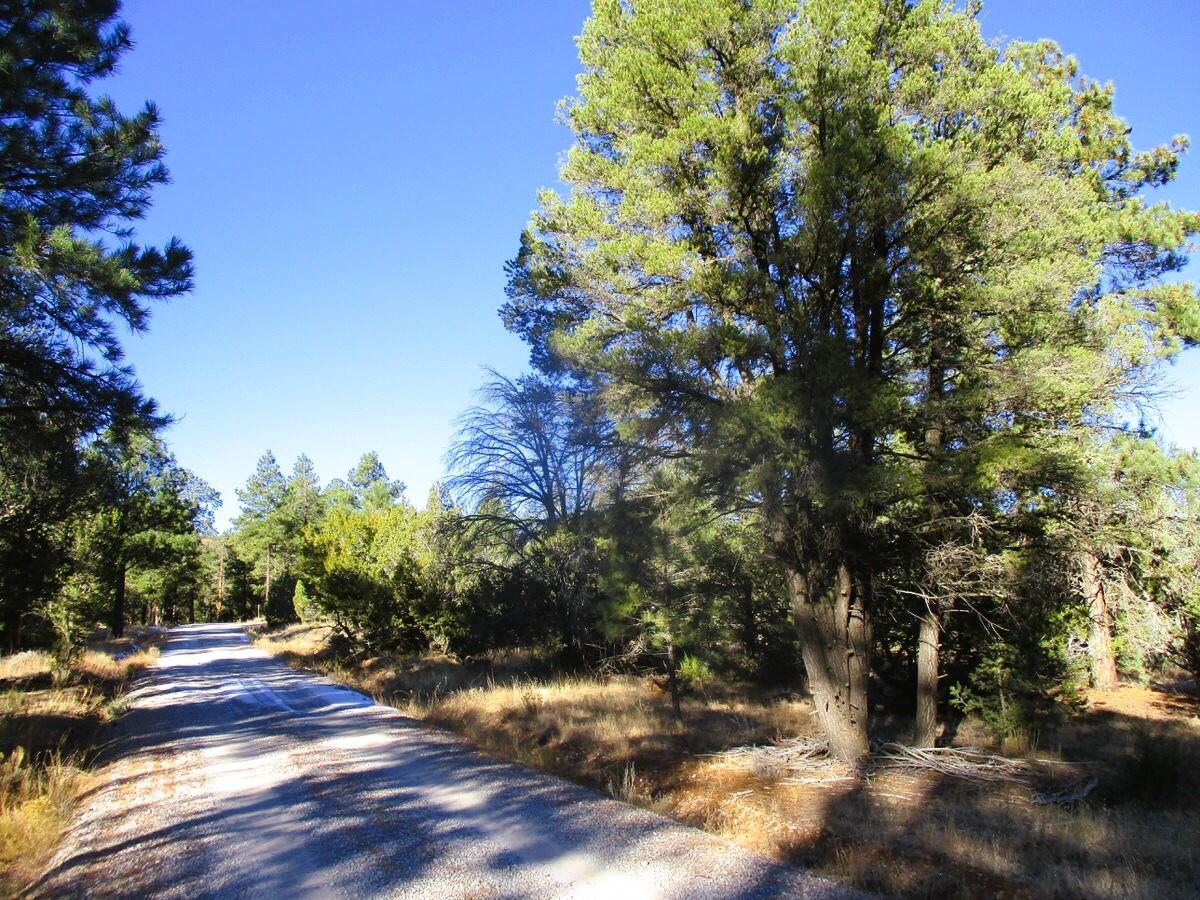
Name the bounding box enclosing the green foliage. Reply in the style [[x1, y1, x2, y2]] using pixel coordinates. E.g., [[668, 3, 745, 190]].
[[344, 452, 405, 512], [292, 580, 320, 623], [41, 512, 113, 665], [202, 2, 1200, 761], [0, 411, 79, 649], [500, 0, 1199, 754], [677, 654, 713, 689], [297, 505, 428, 651], [0, 0, 193, 436], [0, 1, 197, 650]]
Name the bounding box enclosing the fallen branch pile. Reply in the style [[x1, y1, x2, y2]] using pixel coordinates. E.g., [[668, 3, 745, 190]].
[[871, 742, 1099, 804], [704, 738, 1099, 804], [702, 737, 837, 780]]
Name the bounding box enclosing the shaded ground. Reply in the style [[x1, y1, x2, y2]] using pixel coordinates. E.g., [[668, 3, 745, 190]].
[[34, 623, 858, 898]]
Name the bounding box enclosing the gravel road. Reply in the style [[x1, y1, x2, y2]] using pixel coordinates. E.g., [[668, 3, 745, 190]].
[[34, 622, 860, 899]]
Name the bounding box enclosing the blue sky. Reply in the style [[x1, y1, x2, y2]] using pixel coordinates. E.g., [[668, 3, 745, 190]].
[[104, 0, 1200, 531]]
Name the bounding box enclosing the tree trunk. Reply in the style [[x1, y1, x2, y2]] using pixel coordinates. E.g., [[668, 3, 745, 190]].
[[665, 638, 683, 722], [215, 544, 226, 621], [1082, 550, 1118, 690], [913, 602, 940, 746], [261, 545, 271, 621], [4, 606, 21, 654], [915, 353, 947, 747], [740, 580, 759, 663], [111, 559, 127, 638], [786, 561, 871, 763]]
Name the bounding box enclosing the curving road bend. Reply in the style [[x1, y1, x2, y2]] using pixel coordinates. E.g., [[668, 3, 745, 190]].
[[34, 623, 859, 899]]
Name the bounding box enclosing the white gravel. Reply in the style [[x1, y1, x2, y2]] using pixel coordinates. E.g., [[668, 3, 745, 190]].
[[33, 622, 864, 899]]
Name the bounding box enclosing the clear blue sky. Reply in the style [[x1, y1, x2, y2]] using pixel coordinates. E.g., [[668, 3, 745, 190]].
[[104, 0, 1200, 531]]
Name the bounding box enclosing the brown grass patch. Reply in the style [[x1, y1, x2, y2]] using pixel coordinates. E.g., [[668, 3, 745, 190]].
[[0, 631, 162, 895], [257, 624, 1200, 898]]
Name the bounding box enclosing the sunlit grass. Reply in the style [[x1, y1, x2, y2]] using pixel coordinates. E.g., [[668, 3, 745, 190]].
[[0, 747, 87, 893], [0, 634, 161, 895]]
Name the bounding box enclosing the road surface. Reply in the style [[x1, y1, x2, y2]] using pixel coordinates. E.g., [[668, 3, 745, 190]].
[[34, 623, 858, 898]]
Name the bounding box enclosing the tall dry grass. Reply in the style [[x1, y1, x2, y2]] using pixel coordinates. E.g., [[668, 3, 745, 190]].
[[0, 747, 86, 893], [0, 638, 160, 895]]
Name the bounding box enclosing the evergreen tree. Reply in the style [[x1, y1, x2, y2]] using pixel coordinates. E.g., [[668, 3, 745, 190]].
[[235, 451, 287, 523], [282, 454, 326, 531], [0, 0, 193, 436], [504, 0, 1199, 759], [0, 0, 192, 649], [347, 451, 405, 512], [232, 451, 290, 620], [83, 429, 208, 636]]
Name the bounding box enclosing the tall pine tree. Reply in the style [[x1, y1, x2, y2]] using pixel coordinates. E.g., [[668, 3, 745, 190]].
[[505, 0, 1199, 760]]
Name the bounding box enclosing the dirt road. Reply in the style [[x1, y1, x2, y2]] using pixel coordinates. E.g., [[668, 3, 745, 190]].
[[34, 623, 858, 898]]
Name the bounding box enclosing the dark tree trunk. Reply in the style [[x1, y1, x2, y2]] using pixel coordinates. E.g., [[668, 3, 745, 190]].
[[215, 544, 226, 620], [4, 606, 21, 654], [110, 559, 127, 638], [262, 545, 271, 621], [1082, 550, 1119, 690], [665, 638, 683, 722], [740, 580, 759, 662], [914, 603, 940, 746], [914, 355, 947, 747], [786, 560, 871, 763]]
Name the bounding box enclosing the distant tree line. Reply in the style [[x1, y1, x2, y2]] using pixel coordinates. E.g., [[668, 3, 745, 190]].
[[214, 355, 1199, 759]]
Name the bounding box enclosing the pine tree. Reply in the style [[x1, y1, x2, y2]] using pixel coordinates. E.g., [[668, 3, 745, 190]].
[[347, 451, 405, 512], [233, 451, 288, 618], [505, 0, 1199, 760], [1, 0, 192, 648], [0, 0, 193, 435], [282, 454, 326, 531], [83, 429, 206, 636], [235, 452, 287, 523]]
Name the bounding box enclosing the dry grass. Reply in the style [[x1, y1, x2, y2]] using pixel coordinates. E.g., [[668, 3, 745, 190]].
[[0, 748, 87, 895], [0, 651, 50, 683], [0, 632, 161, 895], [258, 624, 1200, 899]]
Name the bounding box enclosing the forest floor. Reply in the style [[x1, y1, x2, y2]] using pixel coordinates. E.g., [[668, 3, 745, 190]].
[[257, 623, 1200, 899], [0, 630, 163, 895]]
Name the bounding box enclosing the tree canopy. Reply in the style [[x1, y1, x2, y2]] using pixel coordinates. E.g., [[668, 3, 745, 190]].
[[0, 0, 193, 436]]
